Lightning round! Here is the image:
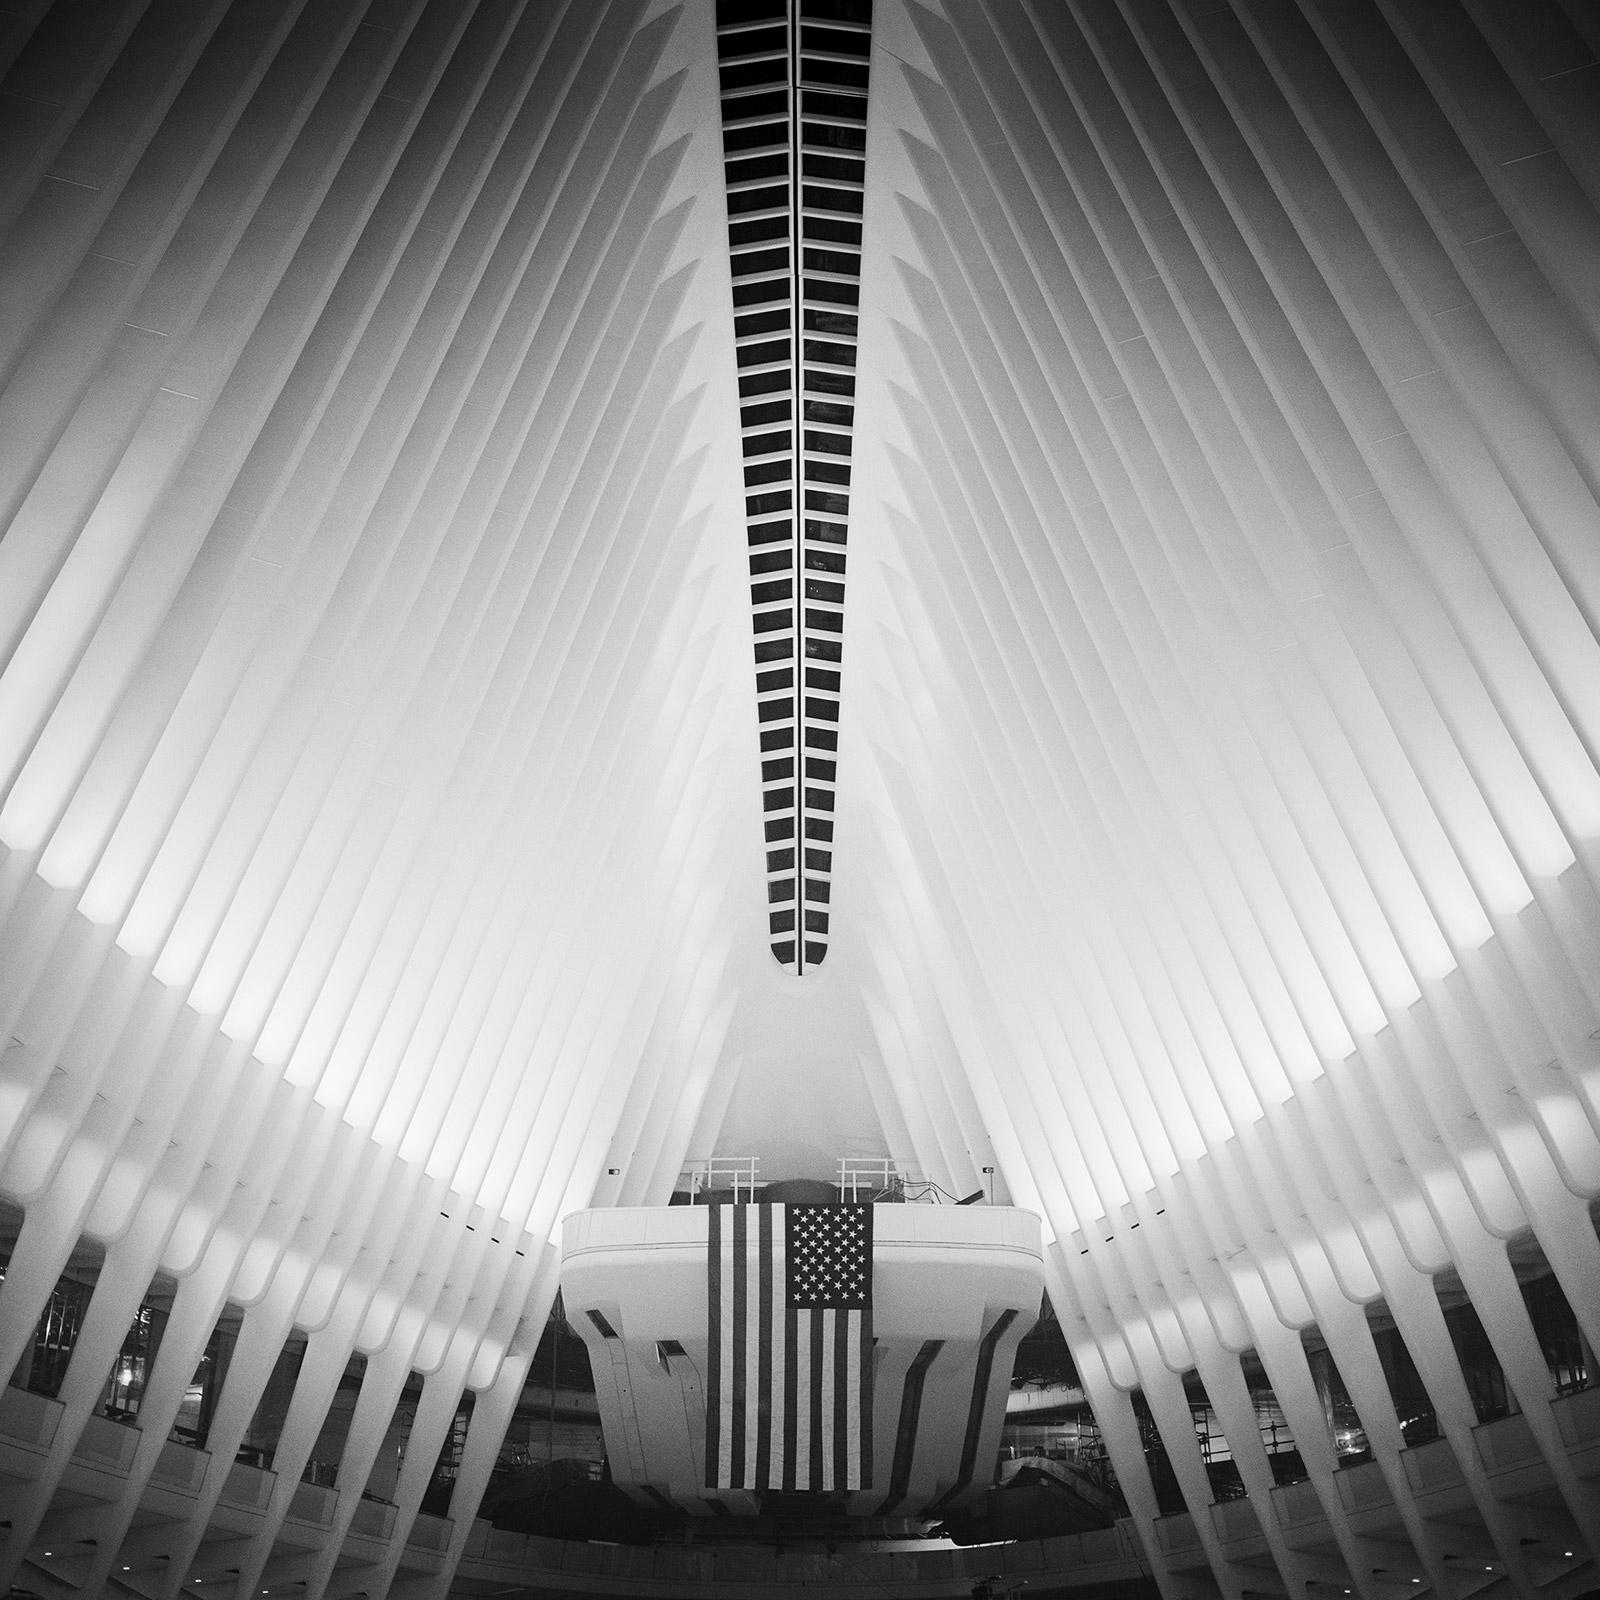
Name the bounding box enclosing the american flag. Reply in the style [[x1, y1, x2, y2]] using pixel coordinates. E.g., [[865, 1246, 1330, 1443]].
[[705, 1203, 872, 1492]]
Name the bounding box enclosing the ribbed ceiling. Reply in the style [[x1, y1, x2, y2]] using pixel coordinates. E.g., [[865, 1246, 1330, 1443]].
[[0, 1, 763, 1238]]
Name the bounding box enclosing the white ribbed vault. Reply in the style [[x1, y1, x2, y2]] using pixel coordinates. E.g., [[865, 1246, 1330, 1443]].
[[1, 1, 1599, 1597]]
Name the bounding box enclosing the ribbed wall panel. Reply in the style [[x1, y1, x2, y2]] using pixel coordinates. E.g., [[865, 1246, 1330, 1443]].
[[0, 3, 756, 1595], [842, 0, 1600, 1591]]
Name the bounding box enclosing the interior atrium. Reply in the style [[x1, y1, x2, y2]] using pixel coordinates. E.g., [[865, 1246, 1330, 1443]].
[[1, 0, 1599, 1597]]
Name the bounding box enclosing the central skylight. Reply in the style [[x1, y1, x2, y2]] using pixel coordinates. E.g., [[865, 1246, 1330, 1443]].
[[715, 0, 872, 974]]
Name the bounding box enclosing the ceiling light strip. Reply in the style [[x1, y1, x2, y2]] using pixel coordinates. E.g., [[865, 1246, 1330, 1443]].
[[716, 0, 871, 974]]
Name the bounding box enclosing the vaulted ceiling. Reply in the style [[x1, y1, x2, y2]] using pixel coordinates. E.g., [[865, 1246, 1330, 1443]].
[[3, 0, 1600, 1593]]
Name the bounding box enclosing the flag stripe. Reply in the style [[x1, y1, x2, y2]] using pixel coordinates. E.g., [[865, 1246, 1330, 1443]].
[[771, 1242, 786, 1486], [838, 1312, 851, 1484], [755, 1201, 772, 1484], [731, 1205, 747, 1484], [809, 1306, 825, 1489], [794, 1294, 810, 1487], [783, 1300, 799, 1491], [723, 1214, 738, 1484], [726, 1206, 738, 1486], [838, 1315, 848, 1491], [705, 1204, 721, 1488], [747, 1211, 762, 1474], [858, 1310, 872, 1489]]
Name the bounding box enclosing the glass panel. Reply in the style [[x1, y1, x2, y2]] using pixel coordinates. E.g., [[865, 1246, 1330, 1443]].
[[365, 1370, 425, 1503], [1240, 1348, 1304, 1485], [98, 1275, 175, 1421], [422, 1388, 476, 1518], [1365, 1302, 1439, 1446], [1, 1205, 106, 1401], [172, 1303, 242, 1449], [304, 1351, 367, 1486], [1301, 1330, 1370, 1467], [239, 1332, 306, 1469], [1438, 1289, 1516, 1423]]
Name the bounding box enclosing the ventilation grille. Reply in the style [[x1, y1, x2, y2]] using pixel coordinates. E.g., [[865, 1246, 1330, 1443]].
[[717, 0, 871, 974]]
